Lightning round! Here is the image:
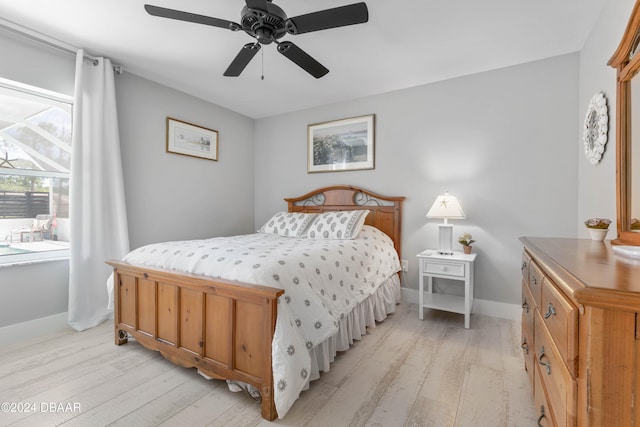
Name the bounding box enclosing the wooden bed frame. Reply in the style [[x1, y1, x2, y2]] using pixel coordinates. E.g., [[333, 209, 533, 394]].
[[107, 185, 404, 420]]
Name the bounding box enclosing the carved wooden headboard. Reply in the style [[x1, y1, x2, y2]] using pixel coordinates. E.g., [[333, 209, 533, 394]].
[[285, 185, 405, 259]]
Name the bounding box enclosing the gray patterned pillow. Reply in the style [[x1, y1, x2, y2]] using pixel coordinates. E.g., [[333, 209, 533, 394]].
[[305, 210, 370, 239], [258, 212, 317, 237]]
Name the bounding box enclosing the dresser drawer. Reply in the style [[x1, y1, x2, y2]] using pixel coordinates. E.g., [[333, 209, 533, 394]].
[[529, 261, 544, 309], [541, 277, 578, 376], [522, 280, 535, 392], [522, 280, 535, 335], [534, 314, 577, 427], [522, 250, 531, 282], [422, 259, 465, 278], [521, 329, 536, 393], [522, 319, 534, 391], [534, 363, 556, 427]]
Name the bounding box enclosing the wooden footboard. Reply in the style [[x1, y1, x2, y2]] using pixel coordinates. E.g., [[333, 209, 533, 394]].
[[106, 260, 283, 421]]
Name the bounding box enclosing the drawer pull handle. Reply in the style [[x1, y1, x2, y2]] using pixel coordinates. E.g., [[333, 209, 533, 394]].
[[522, 300, 529, 313], [538, 346, 551, 375], [537, 406, 546, 427], [521, 261, 527, 271], [544, 303, 556, 319], [521, 339, 529, 355], [532, 276, 537, 285]]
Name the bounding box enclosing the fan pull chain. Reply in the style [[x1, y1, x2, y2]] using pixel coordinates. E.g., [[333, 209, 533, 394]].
[[261, 46, 264, 80]]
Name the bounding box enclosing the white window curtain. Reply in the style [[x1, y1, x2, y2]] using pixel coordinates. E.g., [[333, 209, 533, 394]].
[[68, 49, 130, 331]]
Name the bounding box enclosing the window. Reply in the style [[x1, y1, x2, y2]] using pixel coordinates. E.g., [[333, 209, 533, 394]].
[[0, 77, 72, 265]]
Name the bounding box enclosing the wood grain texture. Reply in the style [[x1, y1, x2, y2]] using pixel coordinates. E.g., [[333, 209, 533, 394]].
[[0, 304, 536, 426], [522, 237, 640, 427], [534, 313, 577, 427], [578, 307, 636, 426], [541, 276, 578, 377], [521, 238, 640, 306], [107, 263, 282, 421]]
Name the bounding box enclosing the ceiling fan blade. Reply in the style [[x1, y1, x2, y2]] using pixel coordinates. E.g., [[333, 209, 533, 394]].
[[245, 0, 269, 11], [286, 2, 368, 35], [224, 43, 261, 77], [144, 4, 239, 30], [277, 41, 329, 78]]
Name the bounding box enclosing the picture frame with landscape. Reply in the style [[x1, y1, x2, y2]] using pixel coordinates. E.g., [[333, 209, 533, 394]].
[[307, 114, 375, 173], [166, 117, 218, 161]]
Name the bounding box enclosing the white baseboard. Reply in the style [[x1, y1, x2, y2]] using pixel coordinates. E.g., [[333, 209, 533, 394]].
[[401, 287, 520, 321], [471, 298, 521, 321], [0, 312, 69, 346]]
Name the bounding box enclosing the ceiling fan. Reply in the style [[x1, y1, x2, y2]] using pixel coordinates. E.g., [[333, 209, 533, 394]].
[[144, 0, 369, 79]]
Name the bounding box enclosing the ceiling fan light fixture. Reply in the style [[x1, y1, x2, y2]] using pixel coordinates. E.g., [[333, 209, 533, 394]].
[[254, 27, 274, 44]]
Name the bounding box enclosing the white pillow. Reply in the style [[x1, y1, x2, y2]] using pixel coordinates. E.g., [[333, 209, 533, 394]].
[[258, 212, 317, 237], [305, 210, 370, 239]]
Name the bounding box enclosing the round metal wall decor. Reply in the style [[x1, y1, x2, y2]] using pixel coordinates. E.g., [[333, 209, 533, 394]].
[[583, 92, 608, 165]]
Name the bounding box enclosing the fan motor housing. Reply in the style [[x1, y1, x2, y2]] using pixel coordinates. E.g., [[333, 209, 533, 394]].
[[241, 3, 287, 44]]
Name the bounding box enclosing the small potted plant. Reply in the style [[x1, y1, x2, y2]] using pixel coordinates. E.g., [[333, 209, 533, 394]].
[[458, 232, 475, 254], [584, 217, 611, 241]]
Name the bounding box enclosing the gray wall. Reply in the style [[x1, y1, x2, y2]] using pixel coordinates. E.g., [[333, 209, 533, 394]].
[[0, 30, 75, 95], [0, 261, 69, 327], [254, 54, 580, 306], [115, 73, 255, 249]]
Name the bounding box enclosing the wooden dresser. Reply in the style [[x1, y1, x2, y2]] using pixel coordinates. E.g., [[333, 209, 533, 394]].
[[520, 237, 640, 427]]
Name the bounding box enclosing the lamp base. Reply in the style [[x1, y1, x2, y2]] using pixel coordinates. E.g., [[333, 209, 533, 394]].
[[437, 224, 454, 255]]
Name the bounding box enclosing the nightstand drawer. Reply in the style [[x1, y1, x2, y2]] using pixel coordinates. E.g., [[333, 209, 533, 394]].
[[423, 260, 465, 277], [417, 250, 477, 329]]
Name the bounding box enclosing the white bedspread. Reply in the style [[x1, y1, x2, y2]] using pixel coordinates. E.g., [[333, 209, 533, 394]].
[[107, 225, 400, 418]]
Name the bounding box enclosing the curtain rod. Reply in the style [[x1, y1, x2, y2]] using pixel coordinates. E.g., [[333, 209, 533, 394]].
[[0, 17, 123, 74]]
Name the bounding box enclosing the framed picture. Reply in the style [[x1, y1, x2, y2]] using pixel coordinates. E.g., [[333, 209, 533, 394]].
[[166, 117, 218, 161], [307, 114, 375, 173]]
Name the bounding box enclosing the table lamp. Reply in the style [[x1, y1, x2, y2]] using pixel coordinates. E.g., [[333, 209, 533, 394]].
[[426, 191, 466, 255]]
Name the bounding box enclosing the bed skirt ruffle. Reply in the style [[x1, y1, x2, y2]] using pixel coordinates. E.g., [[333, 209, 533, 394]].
[[221, 273, 401, 406], [307, 273, 401, 384]]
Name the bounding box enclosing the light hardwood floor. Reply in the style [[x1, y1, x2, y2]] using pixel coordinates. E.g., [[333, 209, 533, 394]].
[[0, 304, 537, 426]]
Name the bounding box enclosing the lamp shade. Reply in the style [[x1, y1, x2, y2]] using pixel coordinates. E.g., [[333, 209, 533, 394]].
[[426, 192, 466, 220], [426, 192, 466, 255]]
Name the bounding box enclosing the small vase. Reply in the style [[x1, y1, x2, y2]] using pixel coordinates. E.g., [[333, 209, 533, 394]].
[[463, 245, 472, 254], [588, 228, 608, 241]]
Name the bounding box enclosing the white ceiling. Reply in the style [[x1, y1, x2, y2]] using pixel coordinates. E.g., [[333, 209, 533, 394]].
[[0, 0, 606, 119]]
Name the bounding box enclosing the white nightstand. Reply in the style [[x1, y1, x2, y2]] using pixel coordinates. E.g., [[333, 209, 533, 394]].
[[416, 249, 477, 329]]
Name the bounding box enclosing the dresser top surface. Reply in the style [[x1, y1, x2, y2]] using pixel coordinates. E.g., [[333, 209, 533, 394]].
[[520, 237, 640, 296]]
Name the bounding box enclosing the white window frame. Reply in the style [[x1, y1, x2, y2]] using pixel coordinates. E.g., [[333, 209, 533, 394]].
[[0, 77, 72, 266]]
